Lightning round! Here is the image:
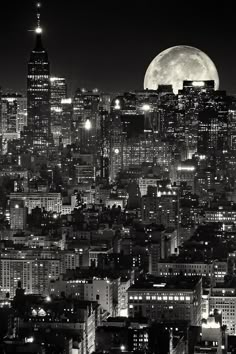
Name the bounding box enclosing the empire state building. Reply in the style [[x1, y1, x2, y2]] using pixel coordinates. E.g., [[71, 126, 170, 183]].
[[27, 3, 51, 153]]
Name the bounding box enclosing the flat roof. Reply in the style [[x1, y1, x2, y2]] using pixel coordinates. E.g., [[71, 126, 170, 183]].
[[128, 276, 201, 291]]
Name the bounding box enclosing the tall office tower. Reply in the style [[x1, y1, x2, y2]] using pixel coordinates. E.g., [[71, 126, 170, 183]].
[[229, 104, 236, 151], [50, 77, 67, 110], [61, 98, 73, 146], [158, 91, 177, 139], [100, 109, 110, 180], [26, 3, 51, 154], [0, 94, 27, 156], [1, 95, 19, 135], [109, 93, 162, 180], [16, 97, 27, 133], [109, 98, 124, 180], [99, 93, 111, 112], [197, 107, 229, 156], [73, 88, 100, 151], [177, 80, 216, 159], [81, 88, 100, 153], [1, 94, 20, 156], [1, 94, 27, 138], [50, 77, 67, 145]]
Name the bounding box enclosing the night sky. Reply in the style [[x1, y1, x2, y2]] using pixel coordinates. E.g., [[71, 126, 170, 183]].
[[0, 0, 235, 94]]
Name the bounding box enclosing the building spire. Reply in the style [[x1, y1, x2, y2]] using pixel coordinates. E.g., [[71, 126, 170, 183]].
[[35, 2, 42, 33], [34, 2, 43, 50]]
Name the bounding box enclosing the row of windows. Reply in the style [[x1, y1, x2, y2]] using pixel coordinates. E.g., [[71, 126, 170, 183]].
[[129, 295, 191, 301]]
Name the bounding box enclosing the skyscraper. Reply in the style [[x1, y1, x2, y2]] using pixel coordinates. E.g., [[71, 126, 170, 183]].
[[50, 77, 67, 111], [73, 88, 100, 151], [26, 3, 51, 154], [1, 95, 19, 135], [197, 107, 228, 155], [61, 98, 73, 146], [50, 77, 67, 145], [16, 97, 27, 134]]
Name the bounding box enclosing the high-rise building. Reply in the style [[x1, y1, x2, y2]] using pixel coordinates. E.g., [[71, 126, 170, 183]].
[[50, 77, 67, 110], [0, 250, 60, 299], [26, 3, 51, 153], [10, 199, 27, 230], [50, 77, 67, 144], [1, 95, 19, 135], [128, 277, 202, 326], [209, 287, 236, 335], [197, 91, 230, 156], [61, 98, 73, 146], [229, 106, 236, 150], [17, 97, 27, 133], [0, 94, 27, 153], [141, 185, 178, 228], [100, 109, 110, 179], [73, 88, 100, 152], [197, 108, 228, 155]]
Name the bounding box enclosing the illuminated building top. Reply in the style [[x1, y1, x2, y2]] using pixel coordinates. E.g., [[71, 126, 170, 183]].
[[34, 2, 44, 51]]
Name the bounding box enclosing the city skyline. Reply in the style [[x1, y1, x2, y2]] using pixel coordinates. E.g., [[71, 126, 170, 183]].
[[0, 0, 236, 93], [1, 1, 236, 353]]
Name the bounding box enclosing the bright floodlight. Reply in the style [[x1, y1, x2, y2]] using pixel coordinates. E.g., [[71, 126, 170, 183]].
[[114, 148, 119, 154], [192, 81, 205, 87], [120, 345, 126, 352], [85, 119, 92, 130], [46, 295, 51, 302], [177, 166, 195, 171], [114, 99, 121, 110], [26, 337, 34, 343], [35, 27, 42, 34], [142, 104, 150, 111]]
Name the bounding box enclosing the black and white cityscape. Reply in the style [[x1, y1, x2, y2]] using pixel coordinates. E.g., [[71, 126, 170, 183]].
[[1, 1, 236, 353]]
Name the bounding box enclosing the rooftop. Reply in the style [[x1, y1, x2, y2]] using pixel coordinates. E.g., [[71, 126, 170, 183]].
[[128, 276, 201, 291]]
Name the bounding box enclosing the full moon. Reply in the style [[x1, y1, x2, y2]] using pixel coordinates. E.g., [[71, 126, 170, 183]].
[[144, 45, 219, 94]]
